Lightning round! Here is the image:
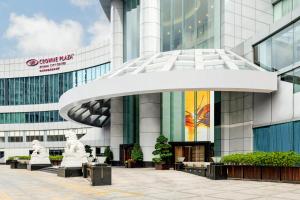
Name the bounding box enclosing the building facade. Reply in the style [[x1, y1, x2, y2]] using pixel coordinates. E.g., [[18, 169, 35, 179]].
[[5, 0, 299, 165], [0, 41, 111, 162]]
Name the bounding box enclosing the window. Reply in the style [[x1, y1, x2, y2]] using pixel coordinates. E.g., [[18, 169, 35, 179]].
[[272, 26, 294, 70], [161, 0, 219, 51], [274, 1, 282, 21], [0, 63, 110, 106], [26, 135, 44, 142], [8, 136, 23, 142]]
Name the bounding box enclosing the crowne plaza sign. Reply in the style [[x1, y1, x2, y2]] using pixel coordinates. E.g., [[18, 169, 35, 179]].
[[26, 54, 74, 72]]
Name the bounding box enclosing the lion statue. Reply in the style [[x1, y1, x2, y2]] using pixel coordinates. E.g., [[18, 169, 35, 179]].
[[60, 130, 88, 167], [29, 140, 51, 165]]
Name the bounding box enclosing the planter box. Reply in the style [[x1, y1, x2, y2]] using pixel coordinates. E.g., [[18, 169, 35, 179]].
[[155, 163, 169, 170], [227, 165, 300, 183], [227, 165, 243, 179], [243, 166, 261, 180], [50, 160, 62, 166], [281, 167, 300, 182], [207, 164, 227, 180], [262, 167, 281, 181]]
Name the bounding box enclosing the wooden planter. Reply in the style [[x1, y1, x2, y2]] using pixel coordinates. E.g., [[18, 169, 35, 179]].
[[50, 160, 62, 166], [227, 165, 300, 183], [281, 167, 300, 182], [243, 166, 262, 180], [155, 163, 169, 170], [261, 167, 281, 181], [227, 165, 243, 179]]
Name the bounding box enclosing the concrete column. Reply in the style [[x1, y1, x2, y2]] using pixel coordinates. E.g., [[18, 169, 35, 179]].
[[111, 0, 123, 69], [110, 97, 123, 162], [139, 93, 161, 162], [110, 0, 124, 162], [139, 0, 160, 56]]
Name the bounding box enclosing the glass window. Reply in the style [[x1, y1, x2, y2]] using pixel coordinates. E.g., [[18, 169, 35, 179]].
[[294, 20, 300, 63], [255, 38, 272, 71], [294, 68, 300, 93], [274, 2, 282, 21], [282, 0, 292, 16], [123, 0, 140, 61], [294, 0, 300, 8], [161, 0, 172, 51], [172, 0, 183, 50], [183, 0, 196, 49], [272, 25, 294, 70]]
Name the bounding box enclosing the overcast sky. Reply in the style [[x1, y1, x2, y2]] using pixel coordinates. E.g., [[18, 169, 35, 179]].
[[0, 0, 110, 58]]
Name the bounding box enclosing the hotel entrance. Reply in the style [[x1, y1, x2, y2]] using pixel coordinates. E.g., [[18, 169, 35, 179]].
[[170, 142, 213, 163]]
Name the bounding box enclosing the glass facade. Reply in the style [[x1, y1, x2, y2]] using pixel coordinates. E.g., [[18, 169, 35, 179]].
[[122, 0, 140, 144], [123, 0, 140, 62], [273, 0, 300, 21], [0, 62, 110, 106], [123, 96, 139, 144], [162, 91, 211, 142], [0, 110, 63, 124], [254, 19, 300, 71], [281, 68, 300, 93], [161, 0, 220, 51]]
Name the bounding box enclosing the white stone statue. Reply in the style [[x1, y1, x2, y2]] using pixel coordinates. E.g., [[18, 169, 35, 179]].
[[29, 140, 51, 165], [60, 130, 88, 167]]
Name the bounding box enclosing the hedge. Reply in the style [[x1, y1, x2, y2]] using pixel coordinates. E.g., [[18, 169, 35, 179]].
[[222, 152, 300, 167], [7, 155, 63, 161]]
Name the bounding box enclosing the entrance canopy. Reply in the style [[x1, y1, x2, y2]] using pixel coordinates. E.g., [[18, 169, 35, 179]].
[[59, 49, 277, 127]]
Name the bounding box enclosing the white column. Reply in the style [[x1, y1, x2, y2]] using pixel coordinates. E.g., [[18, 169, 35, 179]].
[[139, 93, 161, 162], [139, 0, 161, 163], [139, 0, 160, 56], [110, 97, 123, 162], [110, 0, 124, 162]]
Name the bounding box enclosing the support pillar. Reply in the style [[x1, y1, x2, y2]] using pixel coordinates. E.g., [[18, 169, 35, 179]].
[[139, 93, 161, 164]]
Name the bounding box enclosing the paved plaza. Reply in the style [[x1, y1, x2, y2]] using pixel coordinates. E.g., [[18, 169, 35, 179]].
[[0, 165, 300, 200]]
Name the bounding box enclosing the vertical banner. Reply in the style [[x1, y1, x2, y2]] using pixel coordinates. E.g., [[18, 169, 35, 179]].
[[185, 91, 210, 141]]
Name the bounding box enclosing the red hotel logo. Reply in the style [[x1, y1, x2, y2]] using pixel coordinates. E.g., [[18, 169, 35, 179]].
[[26, 59, 39, 67]]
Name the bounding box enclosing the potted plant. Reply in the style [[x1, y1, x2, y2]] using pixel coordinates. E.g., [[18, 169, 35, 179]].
[[49, 155, 63, 166], [104, 146, 113, 164], [152, 135, 172, 170], [127, 159, 135, 168], [131, 143, 143, 167]]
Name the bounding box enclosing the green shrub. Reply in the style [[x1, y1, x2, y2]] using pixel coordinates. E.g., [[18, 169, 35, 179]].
[[152, 135, 172, 164], [8, 156, 31, 160], [131, 143, 143, 162], [104, 146, 113, 164], [49, 155, 63, 161], [222, 152, 300, 167]]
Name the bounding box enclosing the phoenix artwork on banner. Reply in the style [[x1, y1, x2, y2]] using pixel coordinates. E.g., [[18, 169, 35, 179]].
[[185, 91, 210, 141]]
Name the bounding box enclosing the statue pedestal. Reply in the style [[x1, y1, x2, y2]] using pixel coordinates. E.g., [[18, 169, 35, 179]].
[[57, 167, 83, 177], [27, 164, 51, 171]]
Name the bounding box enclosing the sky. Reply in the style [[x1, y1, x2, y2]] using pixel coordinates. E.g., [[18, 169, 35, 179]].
[[0, 0, 110, 59]]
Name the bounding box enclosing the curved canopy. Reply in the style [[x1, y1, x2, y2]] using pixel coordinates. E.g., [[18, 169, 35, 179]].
[[59, 49, 277, 127]]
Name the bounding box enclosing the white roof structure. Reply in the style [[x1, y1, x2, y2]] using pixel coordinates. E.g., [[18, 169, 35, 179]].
[[59, 49, 277, 127]]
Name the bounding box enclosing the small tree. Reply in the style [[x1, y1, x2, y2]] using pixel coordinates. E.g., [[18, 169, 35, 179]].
[[85, 145, 93, 157], [104, 146, 113, 164], [152, 135, 172, 164], [131, 143, 143, 162]]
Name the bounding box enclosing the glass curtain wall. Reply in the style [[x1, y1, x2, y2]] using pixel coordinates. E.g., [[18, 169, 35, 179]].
[[162, 91, 210, 142], [123, 0, 140, 61], [254, 19, 300, 71], [0, 63, 110, 106], [161, 0, 220, 51], [273, 0, 300, 22], [0, 110, 63, 124], [161, 0, 219, 143], [123, 0, 140, 145]]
